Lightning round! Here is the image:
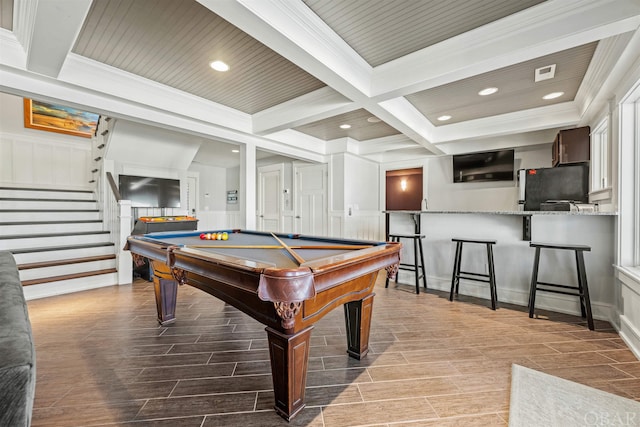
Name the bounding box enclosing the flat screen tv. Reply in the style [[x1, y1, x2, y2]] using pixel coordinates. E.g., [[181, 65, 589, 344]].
[[452, 149, 514, 183], [118, 175, 181, 208]]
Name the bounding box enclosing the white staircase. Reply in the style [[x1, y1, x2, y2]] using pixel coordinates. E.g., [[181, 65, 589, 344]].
[[0, 187, 118, 299]]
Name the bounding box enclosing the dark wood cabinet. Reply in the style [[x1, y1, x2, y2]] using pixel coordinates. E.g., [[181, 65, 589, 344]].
[[552, 126, 590, 166]]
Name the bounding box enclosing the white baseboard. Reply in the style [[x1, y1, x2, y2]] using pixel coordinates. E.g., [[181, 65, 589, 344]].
[[619, 314, 640, 360], [396, 272, 613, 321]]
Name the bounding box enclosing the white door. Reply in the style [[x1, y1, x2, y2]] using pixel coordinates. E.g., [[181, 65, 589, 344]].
[[294, 163, 327, 236], [258, 164, 283, 232]]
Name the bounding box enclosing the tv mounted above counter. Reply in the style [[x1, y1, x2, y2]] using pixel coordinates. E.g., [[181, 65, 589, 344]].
[[452, 149, 515, 183]]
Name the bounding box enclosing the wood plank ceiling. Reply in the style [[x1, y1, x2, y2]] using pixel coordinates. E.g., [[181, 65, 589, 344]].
[[1, 0, 637, 160]]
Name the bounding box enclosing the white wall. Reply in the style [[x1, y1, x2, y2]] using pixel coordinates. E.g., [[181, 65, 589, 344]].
[[0, 92, 92, 190], [189, 162, 227, 212], [427, 144, 552, 211]]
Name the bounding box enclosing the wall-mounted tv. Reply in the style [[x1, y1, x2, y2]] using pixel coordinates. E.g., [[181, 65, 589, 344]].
[[118, 175, 181, 208], [452, 149, 515, 183]]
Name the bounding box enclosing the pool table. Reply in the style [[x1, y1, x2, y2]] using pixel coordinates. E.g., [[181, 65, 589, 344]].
[[125, 229, 400, 421]]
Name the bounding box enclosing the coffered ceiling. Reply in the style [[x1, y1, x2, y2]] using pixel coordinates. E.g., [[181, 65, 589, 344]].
[[0, 0, 639, 165]]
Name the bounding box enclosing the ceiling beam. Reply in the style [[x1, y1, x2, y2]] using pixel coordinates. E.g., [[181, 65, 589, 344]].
[[252, 87, 356, 135], [16, 0, 92, 78], [200, 0, 444, 155]]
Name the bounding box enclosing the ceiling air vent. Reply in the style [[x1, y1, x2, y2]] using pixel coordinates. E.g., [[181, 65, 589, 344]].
[[535, 64, 556, 82]]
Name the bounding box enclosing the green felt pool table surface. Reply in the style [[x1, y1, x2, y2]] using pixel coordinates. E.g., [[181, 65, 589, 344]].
[[137, 229, 386, 270]]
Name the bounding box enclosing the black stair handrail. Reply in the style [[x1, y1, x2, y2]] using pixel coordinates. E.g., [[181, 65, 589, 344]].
[[106, 172, 121, 202]]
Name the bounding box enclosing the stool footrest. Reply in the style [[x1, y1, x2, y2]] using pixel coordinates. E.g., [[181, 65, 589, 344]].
[[457, 274, 491, 284], [536, 281, 580, 291], [535, 287, 582, 297]]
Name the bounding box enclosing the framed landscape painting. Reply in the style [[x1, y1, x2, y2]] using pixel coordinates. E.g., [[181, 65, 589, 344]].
[[23, 98, 99, 138]]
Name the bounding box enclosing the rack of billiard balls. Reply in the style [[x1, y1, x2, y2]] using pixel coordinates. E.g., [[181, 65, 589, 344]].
[[199, 232, 229, 241]]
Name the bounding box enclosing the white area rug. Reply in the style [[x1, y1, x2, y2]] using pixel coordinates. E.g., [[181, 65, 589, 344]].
[[509, 364, 640, 427]]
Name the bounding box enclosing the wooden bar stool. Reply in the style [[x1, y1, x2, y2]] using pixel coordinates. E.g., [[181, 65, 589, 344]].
[[449, 238, 498, 310], [528, 242, 594, 330], [385, 233, 427, 294]]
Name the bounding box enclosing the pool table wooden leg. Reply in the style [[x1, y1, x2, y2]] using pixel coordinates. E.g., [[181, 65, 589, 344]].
[[151, 261, 178, 325], [265, 325, 313, 421], [344, 293, 374, 360]]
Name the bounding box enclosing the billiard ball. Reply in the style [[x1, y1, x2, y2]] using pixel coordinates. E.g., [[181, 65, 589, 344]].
[[199, 233, 206, 240], [205, 233, 212, 240], [222, 232, 228, 241]]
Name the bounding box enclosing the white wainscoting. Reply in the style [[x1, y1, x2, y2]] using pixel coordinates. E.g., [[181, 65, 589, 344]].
[[195, 210, 243, 231], [0, 132, 92, 190], [616, 267, 640, 359], [330, 210, 382, 241]]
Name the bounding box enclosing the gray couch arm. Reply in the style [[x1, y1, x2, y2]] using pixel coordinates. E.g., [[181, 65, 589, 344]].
[[0, 251, 36, 427]]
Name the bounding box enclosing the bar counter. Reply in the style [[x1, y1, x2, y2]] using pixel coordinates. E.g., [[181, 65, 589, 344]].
[[384, 210, 616, 321]]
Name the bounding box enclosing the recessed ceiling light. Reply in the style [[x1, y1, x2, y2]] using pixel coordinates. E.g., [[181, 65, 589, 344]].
[[367, 116, 381, 123], [339, 124, 351, 129], [437, 115, 452, 121], [232, 149, 239, 153], [210, 60, 229, 72], [543, 91, 564, 100], [478, 87, 498, 96]]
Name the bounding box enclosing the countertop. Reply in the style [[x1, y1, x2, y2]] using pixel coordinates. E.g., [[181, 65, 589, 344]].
[[383, 210, 617, 216]]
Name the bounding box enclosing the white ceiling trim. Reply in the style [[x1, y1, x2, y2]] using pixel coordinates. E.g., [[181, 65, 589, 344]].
[[0, 64, 327, 165], [436, 129, 559, 155], [59, 54, 252, 134], [433, 102, 580, 147], [263, 128, 327, 155], [353, 134, 419, 156], [23, 0, 91, 78], [11, 0, 35, 60], [577, 32, 638, 125], [201, 0, 371, 100], [252, 87, 355, 135], [0, 29, 25, 68], [371, 0, 640, 100], [377, 97, 441, 154], [203, 0, 446, 155]]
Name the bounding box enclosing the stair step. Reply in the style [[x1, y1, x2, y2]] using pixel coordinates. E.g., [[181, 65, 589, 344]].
[[0, 221, 103, 236], [1, 232, 111, 251], [0, 200, 98, 210], [2, 231, 110, 240], [0, 209, 99, 212], [0, 187, 93, 193], [0, 211, 101, 221], [0, 188, 94, 200], [17, 254, 116, 270], [0, 220, 102, 226], [9, 242, 115, 254], [21, 268, 118, 286], [12, 244, 115, 264], [18, 258, 117, 281], [0, 197, 97, 202]]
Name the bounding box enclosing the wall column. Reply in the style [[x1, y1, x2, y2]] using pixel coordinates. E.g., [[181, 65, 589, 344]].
[[240, 142, 257, 229]]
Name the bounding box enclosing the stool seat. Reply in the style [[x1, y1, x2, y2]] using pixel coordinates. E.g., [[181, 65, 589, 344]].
[[386, 233, 427, 294], [528, 242, 594, 330], [450, 238, 498, 310], [530, 242, 591, 251], [452, 238, 497, 245]]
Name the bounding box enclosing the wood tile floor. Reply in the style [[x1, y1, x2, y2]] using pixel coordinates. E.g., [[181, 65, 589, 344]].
[[27, 274, 639, 426]]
